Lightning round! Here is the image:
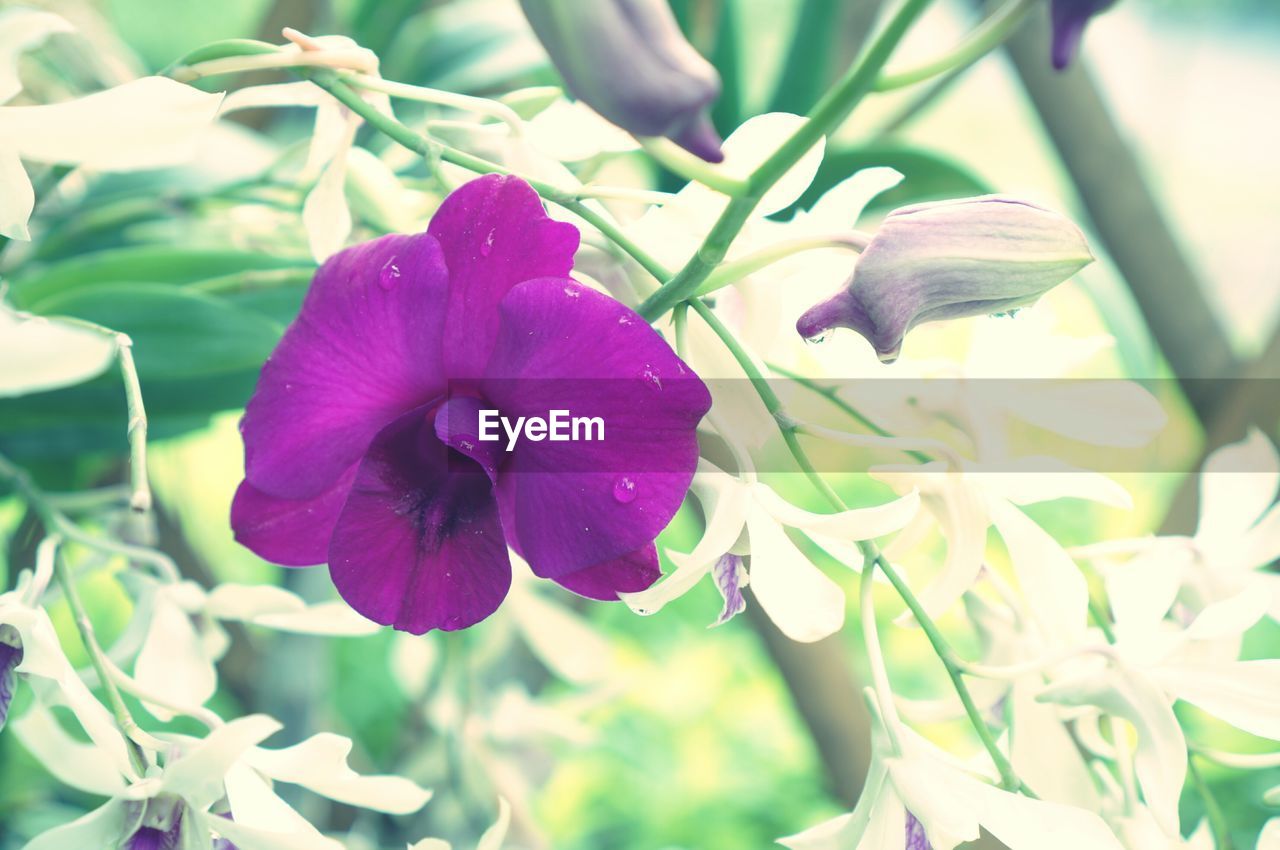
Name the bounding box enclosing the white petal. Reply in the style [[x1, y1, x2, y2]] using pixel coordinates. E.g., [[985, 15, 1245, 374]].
[[527, 99, 638, 161], [244, 732, 432, 814], [0, 146, 34, 239], [1009, 680, 1099, 811], [780, 757, 890, 850], [718, 113, 825, 215], [1000, 381, 1166, 448], [1, 77, 224, 169], [253, 602, 382, 636], [303, 141, 354, 263], [890, 756, 1124, 850], [3, 604, 135, 779], [990, 500, 1089, 646], [1184, 588, 1270, 641], [220, 81, 332, 114], [18, 799, 128, 850], [1198, 429, 1280, 548], [744, 500, 845, 642], [0, 8, 73, 104], [477, 798, 511, 850], [510, 586, 613, 685], [408, 842, 452, 850], [621, 548, 715, 616], [907, 481, 990, 622], [225, 761, 320, 835], [201, 810, 345, 850], [134, 584, 217, 722], [974, 459, 1132, 510], [1259, 817, 1280, 850], [755, 484, 920, 541], [11, 698, 125, 796], [161, 714, 283, 809], [805, 167, 904, 229], [1153, 661, 1280, 741], [1038, 666, 1186, 836], [1103, 545, 1186, 662], [205, 584, 380, 636], [0, 304, 116, 396]]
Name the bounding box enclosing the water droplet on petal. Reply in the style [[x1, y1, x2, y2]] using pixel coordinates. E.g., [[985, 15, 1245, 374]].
[[618, 315, 633, 326], [564, 285, 581, 298], [640, 366, 662, 390], [612, 476, 638, 504], [479, 228, 496, 257], [804, 332, 827, 345], [378, 258, 401, 290]]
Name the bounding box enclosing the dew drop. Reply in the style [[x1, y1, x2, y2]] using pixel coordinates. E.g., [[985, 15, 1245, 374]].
[[617, 315, 633, 326], [564, 285, 581, 298], [378, 257, 401, 290], [640, 366, 662, 390], [612, 476, 638, 504], [804, 332, 828, 345], [479, 228, 496, 257]]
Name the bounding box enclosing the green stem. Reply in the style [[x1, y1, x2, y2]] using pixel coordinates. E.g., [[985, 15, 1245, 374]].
[[306, 73, 674, 285], [766, 361, 932, 463], [690, 300, 1032, 795], [695, 233, 867, 297], [52, 550, 152, 774], [637, 0, 935, 321], [874, 0, 1036, 91], [638, 137, 750, 197]]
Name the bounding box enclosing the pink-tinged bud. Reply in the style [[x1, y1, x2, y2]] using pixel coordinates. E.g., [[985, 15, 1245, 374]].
[[518, 0, 724, 162], [796, 196, 1092, 362]]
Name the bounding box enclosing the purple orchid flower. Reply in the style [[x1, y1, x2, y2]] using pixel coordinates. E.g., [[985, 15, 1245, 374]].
[[0, 627, 20, 730], [231, 175, 711, 634], [1049, 0, 1117, 70]]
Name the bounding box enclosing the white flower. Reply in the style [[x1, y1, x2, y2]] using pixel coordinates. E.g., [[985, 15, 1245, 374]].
[[0, 302, 116, 397], [779, 695, 1124, 850], [621, 459, 919, 642], [0, 59, 223, 240], [409, 798, 510, 850]]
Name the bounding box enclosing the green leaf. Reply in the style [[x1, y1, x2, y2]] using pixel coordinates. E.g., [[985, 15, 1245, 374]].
[[767, 0, 840, 114], [31, 284, 281, 381], [787, 142, 994, 216], [10, 247, 312, 308]]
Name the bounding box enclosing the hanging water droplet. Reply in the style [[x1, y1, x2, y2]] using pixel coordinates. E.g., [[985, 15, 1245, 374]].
[[804, 331, 828, 345], [612, 476, 638, 504], [378, 258, 401, 290], [479, 228, 496, 257]]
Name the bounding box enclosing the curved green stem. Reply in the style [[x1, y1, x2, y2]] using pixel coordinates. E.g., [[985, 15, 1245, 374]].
[[695, 233, 868, 297], [689, 300, 1032, 795], [637, 0, 935, 321], [874, 0, 1036, 92]]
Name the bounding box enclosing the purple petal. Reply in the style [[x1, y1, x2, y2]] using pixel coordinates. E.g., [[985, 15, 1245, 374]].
[[240, 232, 449, 500], [230, 468, 357, 566], [711, 553, 746, 625], [905, 811, 934, 850], [483, 278, 710, 577], [427, 174, 579, 378], [0, 633, 21, 731], [433, 395, 503, 483], [328, 408, 511, 634], [551, 544, 661, 600]]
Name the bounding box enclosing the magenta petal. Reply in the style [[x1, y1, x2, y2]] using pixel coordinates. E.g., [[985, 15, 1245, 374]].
[[241, 232, 449, 500], [552, 544, 661, 601], [328, 408, 511, 634], [483, 278, 710, 577], [433, 395, 503, 482], [427, 175, 580, 378], [231, 467, 357, 566]]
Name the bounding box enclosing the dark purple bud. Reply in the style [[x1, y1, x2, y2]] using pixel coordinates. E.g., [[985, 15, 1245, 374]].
[[0, 625, 21, 731], [518, 0, 724, 161], [796, 196, 1092, 362], [1049, 0, 1118, 70]]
